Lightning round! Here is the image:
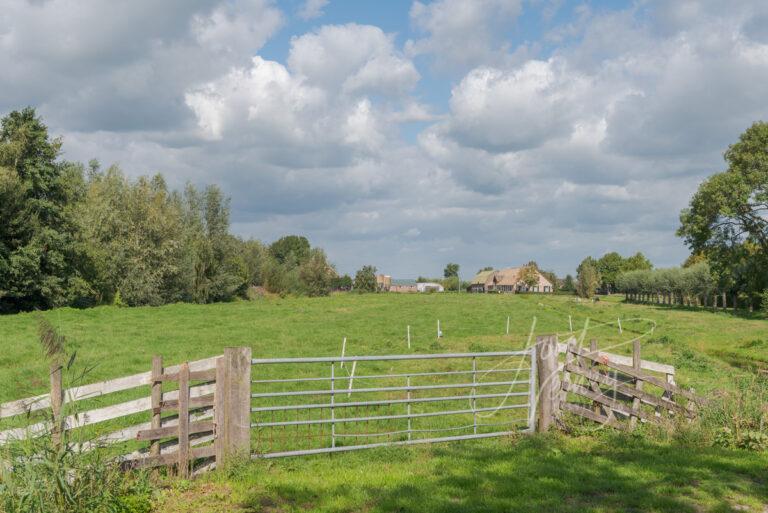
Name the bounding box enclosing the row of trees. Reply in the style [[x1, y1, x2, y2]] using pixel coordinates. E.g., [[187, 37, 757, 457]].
[[0, 108, 338, 312], [574, 252, 653, 298], [616, 263, 720, 307]]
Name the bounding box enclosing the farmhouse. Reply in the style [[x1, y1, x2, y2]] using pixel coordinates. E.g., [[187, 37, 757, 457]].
[[468, 267, 553, 293]]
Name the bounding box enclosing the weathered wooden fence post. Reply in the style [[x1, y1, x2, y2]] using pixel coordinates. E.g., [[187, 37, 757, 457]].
[[50, 363, 63, 447], [177, 362, 190, 478], [535, 335, 560, 432], [214, 356, 225, 465], [220, 347, 252, 464], [629, 340, 643, 430], [150, 356, 163, 457]]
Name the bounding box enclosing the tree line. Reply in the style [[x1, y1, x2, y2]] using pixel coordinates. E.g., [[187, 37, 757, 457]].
[[616, 263, 721, 307], [0, 108, 338, 312], [573, 252, 652, 298]]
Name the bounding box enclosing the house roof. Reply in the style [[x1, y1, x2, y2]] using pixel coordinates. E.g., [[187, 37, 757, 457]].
[[472, 267, 554, 288], [493, 267, 523, 286], [470, 270, 495, 285]]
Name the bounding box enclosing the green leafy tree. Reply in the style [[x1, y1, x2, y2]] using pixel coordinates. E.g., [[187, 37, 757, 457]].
[[353, 265, 378, 293], [298, 248, 335, 297], [331, 274, 353, 291], [678, 122, 768, 308], [576, 258, 600, 298], [477, 266, 494, 273], [442, 275, 460, 291], [596, 252, 624, 294], [0, 108, 90, 311], [520, 262, 540, 289], [443, 263, 460, 278], [269, 235, 311, 267], [624, 252, 653, 271], [562, 274, 575, 292]]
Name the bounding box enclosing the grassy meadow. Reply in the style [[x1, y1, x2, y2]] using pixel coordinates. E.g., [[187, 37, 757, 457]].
[[0, 292, 767, 512]]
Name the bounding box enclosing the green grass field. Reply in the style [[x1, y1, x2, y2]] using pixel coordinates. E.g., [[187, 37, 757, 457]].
[[0, 293, 766, 512]]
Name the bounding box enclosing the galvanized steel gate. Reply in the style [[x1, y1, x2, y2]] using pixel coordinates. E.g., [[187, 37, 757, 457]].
[[250, 349, 537, 458]]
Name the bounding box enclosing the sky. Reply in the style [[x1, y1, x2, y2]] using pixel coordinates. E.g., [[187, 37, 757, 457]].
[[3, 0, 768, 279]]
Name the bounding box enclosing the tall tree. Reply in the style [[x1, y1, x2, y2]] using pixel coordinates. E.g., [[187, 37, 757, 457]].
[[576, 258, 600, 298], [353, 265, 378, 293], [520, 262, 540, 289], [678, 122, 768, 308], [0, 108, 89, 311], [596, 252, 624, 294], [443, 263, 460, 278]]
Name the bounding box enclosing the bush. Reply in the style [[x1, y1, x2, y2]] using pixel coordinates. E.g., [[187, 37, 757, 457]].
[[0, 435, 153, 513]]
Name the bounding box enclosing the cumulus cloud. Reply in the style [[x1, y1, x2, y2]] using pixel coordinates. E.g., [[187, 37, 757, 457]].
[[288, 24, 419, 96], [406, 0, 523, 72]]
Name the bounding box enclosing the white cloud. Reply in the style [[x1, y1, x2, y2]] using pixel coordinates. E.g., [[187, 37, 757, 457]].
[[406, 0, 523, 72], [288, 24, 419, 97], [297, 0, 329, 20], [441, 59, 593, 152]]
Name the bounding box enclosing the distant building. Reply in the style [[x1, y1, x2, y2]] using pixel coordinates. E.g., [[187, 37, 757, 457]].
[[416, 282, 444, 293], [468, 267, 553, 293], [376, 274, 392, 291], [390, 279, 418, 293], [376, 275, 445, 293]]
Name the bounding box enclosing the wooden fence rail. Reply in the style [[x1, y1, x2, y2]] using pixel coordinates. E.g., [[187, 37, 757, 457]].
[[535, 335, 702, 431], [0, 347, 251, 474]]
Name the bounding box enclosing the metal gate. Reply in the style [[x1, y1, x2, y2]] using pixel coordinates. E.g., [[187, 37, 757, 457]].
[[250, 349, 537, 458]]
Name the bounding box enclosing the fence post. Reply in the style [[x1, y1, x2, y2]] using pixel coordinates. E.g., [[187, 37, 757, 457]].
[[535, 335, 559, 432], [150, 356, 163, 457], [177, 362, 190, 478], [630, 340, 643, 430], [214, 356, 225, 465], [50, 363, 63, 447], [221, 347, 252, 464]]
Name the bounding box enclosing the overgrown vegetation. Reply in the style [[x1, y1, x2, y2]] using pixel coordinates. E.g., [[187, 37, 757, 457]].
[[0, 319, 153, 513]]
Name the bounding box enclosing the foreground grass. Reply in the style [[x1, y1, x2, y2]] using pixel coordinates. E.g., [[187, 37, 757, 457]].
[[0, 294, 765, 512], [156, 434, 768, 513]]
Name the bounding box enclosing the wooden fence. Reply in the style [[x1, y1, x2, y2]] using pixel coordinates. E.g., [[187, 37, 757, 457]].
[[0, 347, 251, 475], [1, 337, 701, 474], [534, 335, 702, 431]]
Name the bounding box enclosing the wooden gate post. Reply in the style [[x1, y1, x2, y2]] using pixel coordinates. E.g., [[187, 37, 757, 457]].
[[220, 347, 252, 464], [535, 335, 560, 432], [50, 363, 63, 447]]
